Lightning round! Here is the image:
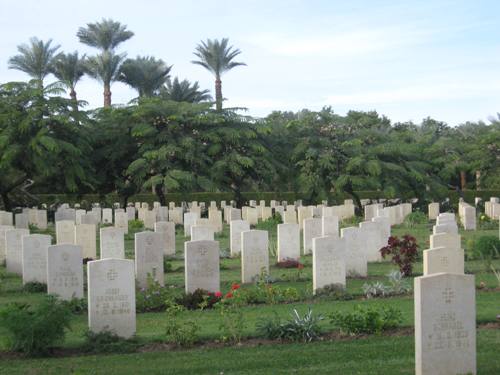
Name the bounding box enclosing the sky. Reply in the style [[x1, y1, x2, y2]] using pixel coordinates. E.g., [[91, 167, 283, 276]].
[[0, 0, 499, 125]]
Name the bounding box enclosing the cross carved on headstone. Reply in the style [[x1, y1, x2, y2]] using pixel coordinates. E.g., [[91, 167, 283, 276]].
[[107, 269, 118, 281]]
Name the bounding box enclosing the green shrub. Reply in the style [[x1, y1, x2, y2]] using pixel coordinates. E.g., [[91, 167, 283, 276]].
[[217, 303, 246, 344], [23, 282, 47, 293], [362, 271, 411, 298], [403, 211, 428, 227], [330, 305, 402, 335], [136, 275, 176, 313], [165, 306, 200, 347], [61, 297, 87, 314], [0, 296, 72, 355], [128, 219, 144, 231], [176, 289, 220, 310], [83, 330, 139, 354], [256, 308, 323, 342], [314, 284, 354, 300]]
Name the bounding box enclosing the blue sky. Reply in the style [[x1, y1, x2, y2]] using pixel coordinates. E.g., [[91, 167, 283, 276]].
[[1, 0, 499, 125]]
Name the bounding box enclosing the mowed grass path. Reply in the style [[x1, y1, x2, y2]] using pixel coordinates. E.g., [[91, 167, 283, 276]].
[[0, 220, 499, 374]]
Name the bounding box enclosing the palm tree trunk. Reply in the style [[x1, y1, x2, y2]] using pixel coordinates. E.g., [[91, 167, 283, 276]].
[[460, 171, 466, 190], [104, 82, 112, 107], [70, 89, 78, 112], [215, 76, 222, 111], [475, 170, 481, 190]]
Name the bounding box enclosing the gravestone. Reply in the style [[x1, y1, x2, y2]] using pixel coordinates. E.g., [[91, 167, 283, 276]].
[[87, 259, 136, 339], [191, 225, 214, 241], [184, 240, 220, 293], [428, 203, 439, 220], [321, 216, 339, 237], [80, 213, 98, 226], [143, 210, 156, 230], [312, 236, 346, 293], [100, 227, 125, 259], [154, 221, 175, 256], [423, 246, 464, 276], [414, 273, 476, 375], [6, 228, 30, 275], [230, 220, 250, 256], [35, 209, 48, 230], [277, 223, 300, 261], [102, 208, 113, 224], [91, 207, 102, 223], [246, 207, 259, 225], [0, 211, 13, 226], [126, 206, 136, 221], [75, 224, 97, 259], [184, 212, 199, 237], [0, 225, 14, 263], [113, 212, 128, 234], [135, 231, 164, 288], [47, 244, 84, 300], [208, 209, 223, 232], [359, 221, 384, 262], [303, 218, 322, 255], [430, 232, 461, 250], [340, 227, 367, 277], [15, 213, 29, 229], [75, 209, 86, 225], [433, 223, 458, 235], [283, 209, 297, 224], [241, 230, 269, 283], [22, 234, 51, 284], [56, 220, 75, 245]]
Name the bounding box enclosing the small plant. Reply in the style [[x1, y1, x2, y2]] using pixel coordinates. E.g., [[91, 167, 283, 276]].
[[23, 282, 47, 293], [403, 211, 428, 228], [330, 305, 402, 335], [83, 330, 138, 353], [256, 308, 323, 342], [136, 275, 174, 313], [165, 305, 200, 347], [0, 296, 72, 355], [128, 219, 144, 231], [314, 284, 354, 300], [362, 281, 389, 298], [470, 236, 500, 270], [61, 297, 87, 314], [217, 303, 246, 344], [380, 235, 418, 276], [491, 264, 500, 288], [275, 258, 304, 269], [176, 288, 221, 310]]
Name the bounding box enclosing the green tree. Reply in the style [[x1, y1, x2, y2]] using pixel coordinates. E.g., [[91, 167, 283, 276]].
[[51, 51, 86, 103], [191, 38, 246, 111], [77, 19, 133, 107], [119, 56, 172, 98], [161, 77, 212, 103], [0, 82, 92, 209], [8, 37, 60, 88]]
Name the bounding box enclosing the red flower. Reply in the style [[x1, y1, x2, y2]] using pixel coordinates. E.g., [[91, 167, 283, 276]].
[[231, 283, 240, 291], [215, 291, 222, 298], [225, 292, 233, 299], [297, 263, 304, 270]]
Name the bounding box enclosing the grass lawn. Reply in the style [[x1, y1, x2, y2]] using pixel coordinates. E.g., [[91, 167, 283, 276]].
[[0, 218, 499, 374]]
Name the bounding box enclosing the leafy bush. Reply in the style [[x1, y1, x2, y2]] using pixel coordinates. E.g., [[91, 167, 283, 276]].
[[275, 258, 304, 269], [471, 236, 500, 261], [0, 296, 72, 355], [136, 276, 175, 312], [330, 305, 403, 335], [255, 215, 282, 231], [380, 235, 418, 276], [61, 297, 87, 314], [128, 219, 144, 231], [83, 330, 138, 353], [23, 282, 47, 293], [176, 288, 221, 310], [314, 284, 354, 300], [403, 211, 428, 228], [478, 215, 498, 230], [362, 271, 411, 298], [256, 308, 324, 342], [217, 303, 246, 344], [165, 306, 200, 347]]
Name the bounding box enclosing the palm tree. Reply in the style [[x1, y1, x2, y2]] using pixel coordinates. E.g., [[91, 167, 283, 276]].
[[51, 51, 86, 102], [161, 77, 212, 103], [77, 18, 134, 52], [85, 51, 125, 107], [77, 18, 133, 107], [119, 56, 172, 97], [8, 37, 60, 87], [191, 38, 246, 111]]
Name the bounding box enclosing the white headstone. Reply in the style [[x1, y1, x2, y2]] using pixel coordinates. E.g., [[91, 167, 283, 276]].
[[321, 216, 339, 238], [22, 234, 51, 284], [241, 230, 269, 283], [230, 220, 250, 256], [75, 224, 96, 259], [5, 228, 29, 275], [87, 259, 136, 339], [102, 208, 113, 224], [423, 246, 464, 276], [303, 218, 322, 255], [277, 223, 300, 261], [414, 273, 476, 375], [56, 220, 75, 245], [154, 221, 175, 256], [47, 244, 84, 300], [184, 240, 220, 293], [115, 212, 129, 234], [184, 212, 199, 237], [340, 227, 367, 277], [135, 231, 164, 288], [191, 225, 214, 241], [312, 236, 346, 293], [100, 227, 125, 259]]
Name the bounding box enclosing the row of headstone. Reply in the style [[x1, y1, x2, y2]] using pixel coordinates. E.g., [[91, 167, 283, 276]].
[[376, 203, 412, 226], [484, 197, 499, 219], [458, 201, 477, 230], [414, 213, 475, 374]]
